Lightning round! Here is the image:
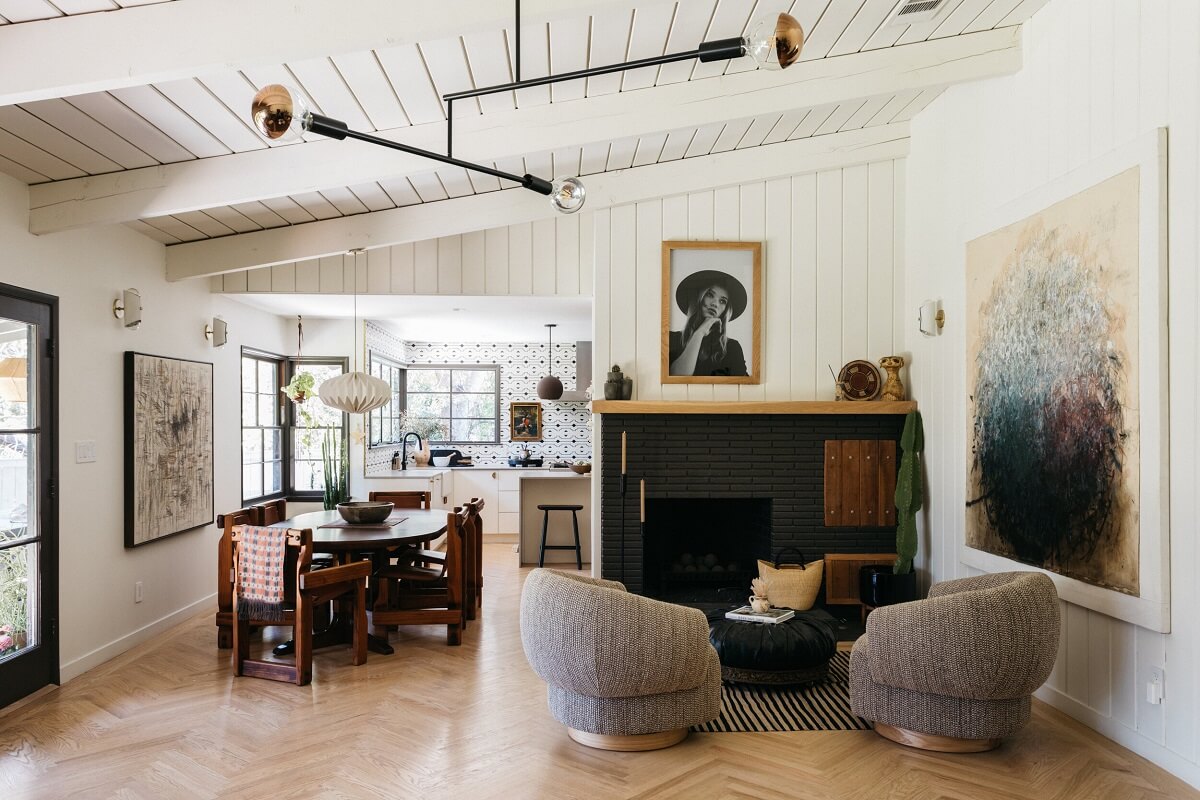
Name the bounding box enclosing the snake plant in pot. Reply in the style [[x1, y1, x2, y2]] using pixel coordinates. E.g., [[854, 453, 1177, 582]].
[[321, 428, 350, 510], [860, 410, 923, 607]]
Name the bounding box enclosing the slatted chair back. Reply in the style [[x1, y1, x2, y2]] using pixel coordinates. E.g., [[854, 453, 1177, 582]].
[[215, 507, 261, 648], [368, 490, 432, 509], [371, 506, 468, 646], [230, 525, 370, 685], [254, 498, 288, 526], [464, 497, 486, 617]]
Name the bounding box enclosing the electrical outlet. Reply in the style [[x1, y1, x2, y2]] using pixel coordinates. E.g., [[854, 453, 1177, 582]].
[[134, 581, 144, 604], [1147, 666, 1165, 705]]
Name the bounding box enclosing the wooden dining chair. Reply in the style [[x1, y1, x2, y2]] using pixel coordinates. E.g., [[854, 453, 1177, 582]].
[[216, 507, 261, 648], [464, 498, 485, 618], [371, 507, 468, 645], [231, 525, 371, 685], [253, 498, 287, 525]]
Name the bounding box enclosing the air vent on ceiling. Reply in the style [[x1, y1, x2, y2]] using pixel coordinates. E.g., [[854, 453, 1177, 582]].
[[885, 0, 949, 26]]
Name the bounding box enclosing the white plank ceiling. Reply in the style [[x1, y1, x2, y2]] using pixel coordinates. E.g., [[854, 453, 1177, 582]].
[[0, 0, 1048, 258]]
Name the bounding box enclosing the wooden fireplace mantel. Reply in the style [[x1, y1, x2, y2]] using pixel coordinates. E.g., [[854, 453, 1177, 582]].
[[590, 400, 917, 415]]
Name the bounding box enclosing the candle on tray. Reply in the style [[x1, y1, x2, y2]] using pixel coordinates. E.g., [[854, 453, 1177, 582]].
[[621, 431, 627, 475], [640, 479, 645, 523]]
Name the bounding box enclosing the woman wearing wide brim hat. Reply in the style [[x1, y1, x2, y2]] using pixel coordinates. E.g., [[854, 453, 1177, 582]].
[[668, 269, 749, 377]]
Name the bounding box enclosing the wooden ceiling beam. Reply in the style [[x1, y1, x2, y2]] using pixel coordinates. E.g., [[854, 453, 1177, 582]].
[[29, 27, 1019, 235], [164, 122, 909, 281], [0, 0, 641, 106]]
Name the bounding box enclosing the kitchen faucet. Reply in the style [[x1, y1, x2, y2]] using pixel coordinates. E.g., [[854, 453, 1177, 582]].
[[400, 431, 423, 471]]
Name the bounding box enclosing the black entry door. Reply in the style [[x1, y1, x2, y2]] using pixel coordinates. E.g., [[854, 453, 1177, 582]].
[[0, 284, 58, 708]]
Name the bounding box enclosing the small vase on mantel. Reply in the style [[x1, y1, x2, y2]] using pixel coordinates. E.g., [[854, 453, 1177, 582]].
[[604, 365, 625, 400], [879, 355, 906, 401]]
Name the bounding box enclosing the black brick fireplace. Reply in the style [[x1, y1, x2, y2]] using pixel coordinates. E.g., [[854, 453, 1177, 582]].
[[600, 413, 904, 597]]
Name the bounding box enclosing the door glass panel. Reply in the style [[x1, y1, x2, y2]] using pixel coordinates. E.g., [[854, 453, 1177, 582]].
[[0, 542, 36, 661], [0, 321, 31, 430]]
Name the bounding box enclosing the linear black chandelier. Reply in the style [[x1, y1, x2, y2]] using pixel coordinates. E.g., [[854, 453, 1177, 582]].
[[250, 4, 804, 215]]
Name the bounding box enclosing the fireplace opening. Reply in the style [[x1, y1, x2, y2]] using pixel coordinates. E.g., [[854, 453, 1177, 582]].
[[643, 498, 772, 602]]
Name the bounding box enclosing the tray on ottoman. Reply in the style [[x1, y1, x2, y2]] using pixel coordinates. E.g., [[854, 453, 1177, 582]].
[[706, 608, 838, 686]]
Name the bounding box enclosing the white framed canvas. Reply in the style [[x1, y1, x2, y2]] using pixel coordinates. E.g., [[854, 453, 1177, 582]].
[[960, 129, 1170, 632]]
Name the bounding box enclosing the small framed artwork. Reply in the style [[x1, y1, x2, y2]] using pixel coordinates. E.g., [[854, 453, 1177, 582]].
[[661, 240, 762, 384], [125, 351, 214, 547], [510, 401, 543, 442]]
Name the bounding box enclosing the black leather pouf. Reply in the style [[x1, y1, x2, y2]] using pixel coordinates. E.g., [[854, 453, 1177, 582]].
[[706, 608, 839, 686]]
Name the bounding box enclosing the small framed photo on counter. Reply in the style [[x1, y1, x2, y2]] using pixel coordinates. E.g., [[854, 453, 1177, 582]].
[[510, 401, 543, 442]]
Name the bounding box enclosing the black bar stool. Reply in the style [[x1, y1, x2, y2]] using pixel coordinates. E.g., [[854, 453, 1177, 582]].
[[537, 504, 584, 570]]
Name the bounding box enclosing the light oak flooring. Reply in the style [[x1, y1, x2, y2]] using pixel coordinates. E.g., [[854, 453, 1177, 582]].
[[1, 545, 1197, 799]]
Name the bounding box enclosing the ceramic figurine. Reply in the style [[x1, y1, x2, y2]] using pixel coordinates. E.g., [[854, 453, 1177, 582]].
[[604, 365, 624, 400], [879, 355, 906, 401]]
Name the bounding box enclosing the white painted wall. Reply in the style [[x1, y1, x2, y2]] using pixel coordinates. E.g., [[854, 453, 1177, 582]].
[[214, 214, 594, 297], [0, 171, 302, 681], [905, 0, 1199, 787], [592, 161, 908, 402]]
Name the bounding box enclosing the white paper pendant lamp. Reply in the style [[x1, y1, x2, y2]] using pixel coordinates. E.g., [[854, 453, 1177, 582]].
[[318, 370, 391, 415]]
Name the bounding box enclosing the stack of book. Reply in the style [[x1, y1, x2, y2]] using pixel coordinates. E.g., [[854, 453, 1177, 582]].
[[725, 606, 795, 624]]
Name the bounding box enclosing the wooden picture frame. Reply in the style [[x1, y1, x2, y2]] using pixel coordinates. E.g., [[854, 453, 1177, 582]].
[[124, 351, 214, 547], [661, 241, 762, 384], [510, 401, 543, 442]]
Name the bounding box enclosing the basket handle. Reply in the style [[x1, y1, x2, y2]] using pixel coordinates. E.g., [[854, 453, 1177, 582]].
[[773, 547, 809, 569]]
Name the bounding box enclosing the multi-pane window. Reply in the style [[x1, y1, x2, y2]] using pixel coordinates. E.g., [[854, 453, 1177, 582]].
[[241, 351, 346, 503], [406, 367, 500, 444], [368, 354, 404, 446], [241, 355, 282, 501], [291, 362, 345, 493]]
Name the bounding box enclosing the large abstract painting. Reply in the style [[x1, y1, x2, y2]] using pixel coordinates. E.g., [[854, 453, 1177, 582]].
[[961, 130, 1170, 632], [125, 352, 214, 547]]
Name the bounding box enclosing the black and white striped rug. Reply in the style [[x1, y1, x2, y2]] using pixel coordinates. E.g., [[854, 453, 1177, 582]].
[[694, 651, 870, 732]]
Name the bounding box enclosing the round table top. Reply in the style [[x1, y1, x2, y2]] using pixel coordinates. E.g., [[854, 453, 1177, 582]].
[[269, 508, 448, 551]]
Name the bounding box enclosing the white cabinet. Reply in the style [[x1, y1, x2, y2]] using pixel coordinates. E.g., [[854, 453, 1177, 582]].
[[452, 469, 500, 534]]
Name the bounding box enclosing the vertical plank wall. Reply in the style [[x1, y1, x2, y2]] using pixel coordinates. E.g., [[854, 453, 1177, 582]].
[[592, 161, 908, 404], [905, 0, 1199, 784], [214, 214, 595, 296]]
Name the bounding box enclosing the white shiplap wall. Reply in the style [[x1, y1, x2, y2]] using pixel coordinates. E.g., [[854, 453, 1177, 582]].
[[214, 213, 594, 296], [592, 160, 908, 403], [906, 0, 1199, 787]]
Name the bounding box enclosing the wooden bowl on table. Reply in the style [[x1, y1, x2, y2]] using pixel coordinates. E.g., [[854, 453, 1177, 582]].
[[336, 501, 394, 524]]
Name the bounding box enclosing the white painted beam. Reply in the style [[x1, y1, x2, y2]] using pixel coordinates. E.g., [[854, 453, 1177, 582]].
[[167, 122, 910, 282], [0, 0, 644, 107], [30, 28, 1018, 234]]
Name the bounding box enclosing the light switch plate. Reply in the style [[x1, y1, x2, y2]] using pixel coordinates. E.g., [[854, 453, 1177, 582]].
[[75, 440, 97, 463], [1147, 666, 1165, 705]]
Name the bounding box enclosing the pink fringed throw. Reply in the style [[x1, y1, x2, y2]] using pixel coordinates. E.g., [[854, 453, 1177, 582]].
[[236, 525, 289, 622]]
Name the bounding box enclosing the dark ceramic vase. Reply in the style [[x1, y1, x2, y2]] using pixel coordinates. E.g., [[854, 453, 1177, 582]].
[[859, 565, 917, 607]]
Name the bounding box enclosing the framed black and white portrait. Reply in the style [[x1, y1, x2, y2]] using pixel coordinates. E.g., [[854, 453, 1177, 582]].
[[661, 241, 762, 384]]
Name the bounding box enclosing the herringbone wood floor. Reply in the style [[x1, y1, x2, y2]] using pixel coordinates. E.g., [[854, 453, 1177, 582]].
[[1, 545, 1196, 799]]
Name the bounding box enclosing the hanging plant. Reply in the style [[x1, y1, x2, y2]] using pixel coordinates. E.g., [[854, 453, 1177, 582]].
[[282, 370, 316, 404]]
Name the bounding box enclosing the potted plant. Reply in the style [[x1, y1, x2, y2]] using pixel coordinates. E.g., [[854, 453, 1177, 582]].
[[861, 411, 923, 607], [321, 428, 350, 510], [282, 371, 316, 404]]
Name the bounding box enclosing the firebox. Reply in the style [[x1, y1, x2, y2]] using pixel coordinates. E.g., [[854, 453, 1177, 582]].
[[642, 498, 772, 602]]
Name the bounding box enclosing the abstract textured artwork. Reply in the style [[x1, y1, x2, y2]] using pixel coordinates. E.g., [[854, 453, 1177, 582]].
[[124, 352, 214, 547], [965, 168, 1141, 594]]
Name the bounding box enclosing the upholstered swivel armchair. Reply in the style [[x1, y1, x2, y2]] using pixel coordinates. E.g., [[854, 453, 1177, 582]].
[[520, 569, 722, 751], [850, 571, 1060, 752]]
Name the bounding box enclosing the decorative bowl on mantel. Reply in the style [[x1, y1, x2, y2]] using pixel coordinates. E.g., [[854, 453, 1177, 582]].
[[336, 501, 394, 524]]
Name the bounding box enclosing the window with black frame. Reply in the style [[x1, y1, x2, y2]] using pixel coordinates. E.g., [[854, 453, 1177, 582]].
[[405, 366, 500, 444], [368, 353, 405, 447], [240, 350, 347, 503]]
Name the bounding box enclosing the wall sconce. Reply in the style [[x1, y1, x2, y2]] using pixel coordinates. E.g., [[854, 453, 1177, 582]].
[[204, 317, 228, 347], [918, 300, 945, 337], [112, 288, 142, 329]]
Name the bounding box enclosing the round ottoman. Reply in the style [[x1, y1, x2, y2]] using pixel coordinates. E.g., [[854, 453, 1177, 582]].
[[706, 608, 838, 686]]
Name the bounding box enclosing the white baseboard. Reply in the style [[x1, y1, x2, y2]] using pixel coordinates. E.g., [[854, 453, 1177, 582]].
[[59, 594, 216, 684], [1036, 686, 1200, 790]]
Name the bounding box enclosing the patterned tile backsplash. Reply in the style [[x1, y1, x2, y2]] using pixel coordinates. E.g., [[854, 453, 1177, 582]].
[[365, 324, 592, 473]]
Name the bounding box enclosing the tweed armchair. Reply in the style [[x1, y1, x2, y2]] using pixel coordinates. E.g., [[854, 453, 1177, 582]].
[[850, 571, 1060, 752], [520, 569, 722, 751]]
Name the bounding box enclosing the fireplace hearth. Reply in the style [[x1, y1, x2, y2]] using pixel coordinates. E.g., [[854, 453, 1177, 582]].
[[600, 413, 903, 595]]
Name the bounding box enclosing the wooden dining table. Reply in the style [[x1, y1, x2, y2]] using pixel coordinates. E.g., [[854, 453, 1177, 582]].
[[269, 508, 450, 656]]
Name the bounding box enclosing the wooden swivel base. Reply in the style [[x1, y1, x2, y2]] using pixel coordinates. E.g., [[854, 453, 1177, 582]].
[[873, 722, 1000, 753], [567, 727, 689, 752]]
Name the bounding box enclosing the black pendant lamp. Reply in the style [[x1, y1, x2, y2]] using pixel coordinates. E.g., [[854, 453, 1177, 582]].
[[537, 323, 563, 400]]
